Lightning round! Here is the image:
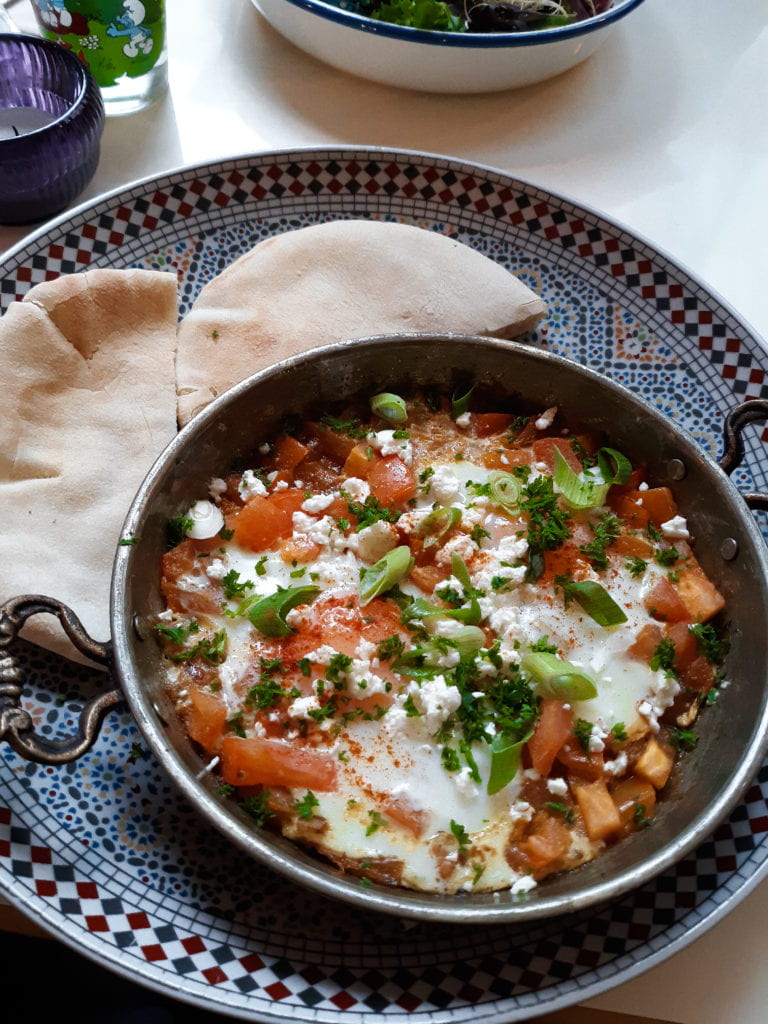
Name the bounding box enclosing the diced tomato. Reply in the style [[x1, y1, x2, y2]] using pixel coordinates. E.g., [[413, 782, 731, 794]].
[[676, 566, 725, 622], [185, 688, 227, 753], [368, 455, 416, 508], [470, 412, 515, 438], [634, 486, 678, 527], [232, 488, 305, 551], [280, 534, 323, 564], [303, 422, 357, 463], [295, 456, 340, 491], [265, 434, 309, 473], [557, 741, 604, 781], [512, 811, 571, 874], [680, 654, 715, 692], [627, 623, 664, 663], [343, 443, 376, 480], [220, 735, 338, 791], [643, 577, 690, 622], [380, 795, 427, 837], [531, 436, 583, 474], [611, 776, 656, 829], [480, 447, 532, 471], [609, 493, 650, 530], [572, 779, 621, 841], [161, 539, 222, 616], [527, 700, 574, 776], [611, 533, 655, 559], [666, 621, 698, 673], [409, 563, 450, 594]]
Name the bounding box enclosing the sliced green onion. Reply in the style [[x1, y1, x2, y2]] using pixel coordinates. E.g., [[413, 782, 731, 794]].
[[487, 728, 534, 795], [451, 386, 474, 420], [245, 586, 320, 637], [487, 471, 520, 515], [370, 392, 408, 424], [415, 506, 462, 547], [446, 553, 482, 625], [426, 623, 486, 656], [561, 578, 628, 627], [553, 446, 609, 509], [596, 447, 632, 486], [520, 651, 598, 701], [359, 545, 413, 605]]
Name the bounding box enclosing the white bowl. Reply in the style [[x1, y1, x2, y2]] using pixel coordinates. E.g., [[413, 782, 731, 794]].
[[250, 0, 647, 93]]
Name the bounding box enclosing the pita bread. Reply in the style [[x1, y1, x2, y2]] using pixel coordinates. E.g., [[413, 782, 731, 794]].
[[176, 220, 547, 425], [0, 268, 179, 665]]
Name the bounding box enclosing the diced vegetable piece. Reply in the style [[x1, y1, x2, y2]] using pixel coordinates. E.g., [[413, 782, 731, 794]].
[[643, 577, 690, 622], [409, 563, 449, 593], [220, 736, 338, 790], [161, 539, 223, 616], [343, 443, 377, 480], [676, 566, 725, 622], [470, 412, 514, 437], [527, 700, 574, 776], [627, 623, 664, 663], [611, 776, 656, 828], [368, 455, 416, 508], [280, 534, 323, 564], [666, 621, 698, 673], [634, 486, 678, 526], [557, 740, 604, 781], [572, 779, 622, 841], [304, 421, 357, 462], [609, 493, 650, 530], [232, 489, 305, 551], [381, 795, 428, 837], [532, 436, 582, 474], [611, 533, 654, 559], [680, 654, 715, 692], [481, 447, 531, 471], [186, 688, 227, 753], [266, 434, 309, 472], [516, 811, 571, 873], [634, 736, 675, 789]]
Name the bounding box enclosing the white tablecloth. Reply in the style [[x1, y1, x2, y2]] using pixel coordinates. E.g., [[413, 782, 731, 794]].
[[2, 1, 767, 1020]]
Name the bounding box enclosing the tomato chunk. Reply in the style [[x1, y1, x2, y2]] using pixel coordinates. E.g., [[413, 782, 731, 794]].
[[643, 577, 690, 622], [232, 489, 305, 551], [470, 412, 514, 438], [527, 700, 574, 776], [368, 455, 416, 508], [186, 688, 227, 753], [220, 736, 338, 791]]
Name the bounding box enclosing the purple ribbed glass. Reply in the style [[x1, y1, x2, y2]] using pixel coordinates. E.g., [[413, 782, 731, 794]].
[[0, 34, 104, 225]]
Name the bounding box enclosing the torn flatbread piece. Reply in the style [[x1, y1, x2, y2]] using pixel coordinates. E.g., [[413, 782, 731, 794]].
[[176, 220, 547, 425], [0, 268, 179, 664]]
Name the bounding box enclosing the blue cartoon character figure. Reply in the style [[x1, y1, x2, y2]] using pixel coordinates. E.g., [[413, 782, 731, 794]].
[[34, 1, 89, 36], [106, 0, 154, 57]]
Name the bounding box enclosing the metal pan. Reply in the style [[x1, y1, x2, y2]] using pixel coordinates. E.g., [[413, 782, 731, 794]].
[[2, 333, 767, 923]]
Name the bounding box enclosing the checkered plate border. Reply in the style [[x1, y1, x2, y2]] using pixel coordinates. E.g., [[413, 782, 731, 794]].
[[1, 148, 767, 1022]]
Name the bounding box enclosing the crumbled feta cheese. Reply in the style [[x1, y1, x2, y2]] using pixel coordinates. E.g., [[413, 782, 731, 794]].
[[603, 751, 628, 777], [205, 557, 229, 580], [535, 406, 557, 430], [661, 515, 690, 540], [546, 777, 569, 797], [454, 412, 471, 429], [509, 800, 534, 824], [208, 477, 227, 500], [342, 476, 370, 502], [371, 430, 413, 465], [510, 874, 537, 895], [302, 492, 335, 514], [238, 469, 267, 500], [429, 465, 461, 505]]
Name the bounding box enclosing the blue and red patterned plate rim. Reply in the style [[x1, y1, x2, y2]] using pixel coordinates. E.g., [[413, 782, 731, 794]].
[[1, 146, 768, 1023]]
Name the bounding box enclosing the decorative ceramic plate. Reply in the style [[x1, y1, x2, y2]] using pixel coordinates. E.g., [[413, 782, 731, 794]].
[[1, 147, 767, 1022]]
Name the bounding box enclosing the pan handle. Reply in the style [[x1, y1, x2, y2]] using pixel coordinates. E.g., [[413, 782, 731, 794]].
[[0, 595, 121, 765], [719, 399, 768, 511]]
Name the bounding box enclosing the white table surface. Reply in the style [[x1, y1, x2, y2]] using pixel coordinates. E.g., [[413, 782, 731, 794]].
[[1, 0, 767, 1021]]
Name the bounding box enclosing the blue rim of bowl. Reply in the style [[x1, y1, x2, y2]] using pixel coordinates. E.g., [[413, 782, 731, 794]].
[[0, 32, 91, 145], [266, 0, 646, 48]]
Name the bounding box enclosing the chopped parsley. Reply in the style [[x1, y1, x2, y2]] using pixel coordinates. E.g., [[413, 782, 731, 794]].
[[242, 790, 273, 825], [450, 819, 471, 856], [295, 791, 320, 820], [633, 802, 651, 828], [222, 569, 254, 601], [573, 718, 594, 756], [650, 637, 676, 674], [655, 546, 681, 567], [166, 515, 193, 548], [347, 495, 401, 531], [625, 556, 647, 578], [579, 512, 621, 571], [366, 810, 387, 836], [545, 801, 574, 825], [669, 727, 699, 752], [519, 474, 571, 580], [690, 622, 729, 663], [610, 722, 628, 742]]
